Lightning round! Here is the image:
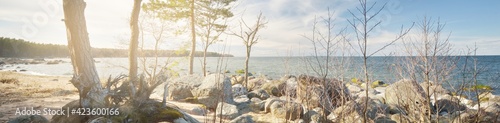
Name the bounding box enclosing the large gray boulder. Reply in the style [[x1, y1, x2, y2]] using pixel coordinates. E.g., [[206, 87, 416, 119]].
[[419, 82, 450, 97], [247, 77, 266, 91], [296, 75, 350, 111], [303, 110, 323, 123], [264, 98, 283, 113], [385, 79, 432, 122], [269, 100, 304, 121], [157, 75, 203, 101], [191, 74, 234, 109], [229, 114, 254, 123], [232, 84, 248, 97], [247, 89, 270, 100], [434, 95, 466, 113], [216, 102, 240, 119], [331, 97, 386, 123], [230, 75, 244, 85], [260, 80, 286, 97], [390, 113, 411, 123]]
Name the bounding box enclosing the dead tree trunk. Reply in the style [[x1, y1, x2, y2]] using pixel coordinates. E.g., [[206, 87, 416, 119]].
[[62, 0, 107, 108], [129, 0, 142, 81]]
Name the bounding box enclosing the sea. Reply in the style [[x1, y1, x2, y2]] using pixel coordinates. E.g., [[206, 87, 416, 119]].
[[1, 56, 499, 95]]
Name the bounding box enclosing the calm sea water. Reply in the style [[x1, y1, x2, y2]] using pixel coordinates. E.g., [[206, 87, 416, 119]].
[[2, 56, 499, 94]]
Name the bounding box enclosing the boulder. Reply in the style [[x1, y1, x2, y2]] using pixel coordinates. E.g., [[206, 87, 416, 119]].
[[295, 119, 306, 123], [351, 78, 364, 85], [247, 78, 266, 91], [419, 82, 450, 97], [234, 95, 250, 103], [284, 75, 298, 98], [435, 97, 467, 113], [264, 98, 283, 113], [390, 113, 411, 123], [216, 102, 240, 119], [331, 97, 385, 123], [483, 102, 500, 114], [247, 89, 270, 100], [371, 80, 388, 88], [249, 98, 266, 111], [347, 84, 363, 93], [479, 92, 500, 103], [452, 109, 498, 123], [231, 75, 245, 85], [385, 79, 432, 121], [185, 105, 207, 116], [229, 114, 254, 123], [261, 80, 286, 97], [303, 110, 323, 123], [8, 115, 49, 123], [167, 84, 193, 101], [191, 74, 234, 109], [296, 75, 350, 111], [232, 84, 248, 97], [160, 75, 203, 101], [269, 100, 304, 121]]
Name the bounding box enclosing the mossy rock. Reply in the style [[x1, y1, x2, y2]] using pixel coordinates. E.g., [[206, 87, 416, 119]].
[[235, 69, 245, 74], [351, 78, 363, 85], [463, 84, 493, 92], [118, 100, 184, 122], [371, 80, 387, 88]]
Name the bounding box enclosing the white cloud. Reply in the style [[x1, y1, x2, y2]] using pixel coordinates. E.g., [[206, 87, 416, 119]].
[[0, 0, 498, 57]]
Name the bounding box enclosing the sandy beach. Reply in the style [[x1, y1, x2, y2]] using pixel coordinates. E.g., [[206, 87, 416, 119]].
[[0, 71, 78, 122]]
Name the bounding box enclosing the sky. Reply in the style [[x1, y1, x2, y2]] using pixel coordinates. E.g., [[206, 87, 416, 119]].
[[0, 0, 499, 57]]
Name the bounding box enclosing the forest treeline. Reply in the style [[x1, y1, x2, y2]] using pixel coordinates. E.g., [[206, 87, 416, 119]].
[[0, 37, 233, 58]]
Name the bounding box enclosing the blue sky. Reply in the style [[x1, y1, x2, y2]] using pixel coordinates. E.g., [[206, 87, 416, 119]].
[[0, 0, 499, 56]]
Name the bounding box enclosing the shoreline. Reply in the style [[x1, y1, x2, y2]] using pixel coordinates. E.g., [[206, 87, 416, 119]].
[[2, 71, 500, 122]]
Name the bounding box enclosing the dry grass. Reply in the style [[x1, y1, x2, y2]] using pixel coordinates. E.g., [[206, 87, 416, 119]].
[[0, 78, 19, 84]]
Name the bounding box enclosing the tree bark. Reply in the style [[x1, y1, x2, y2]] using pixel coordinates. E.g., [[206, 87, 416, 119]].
[[244, 46, 251, 88], [188, 0, 196, 75], [62, 0, 107, 108], [129, 0, 142, 81], [202, 46, 208, 76]]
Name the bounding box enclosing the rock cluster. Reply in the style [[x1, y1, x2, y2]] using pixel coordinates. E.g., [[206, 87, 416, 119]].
[[155, 74, 500, 122]]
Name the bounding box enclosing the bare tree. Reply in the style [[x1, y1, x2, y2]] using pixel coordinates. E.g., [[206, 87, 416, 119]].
[[136, 8, 180, 100], [129, 0, 142, 81], [231, 12, 267, 88], [62, 0, 107, 108], [398, 17, 455, 121], [347, 0, 413, 122], [301, 9, 353, 122], [198, 0, 235, 76]]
